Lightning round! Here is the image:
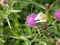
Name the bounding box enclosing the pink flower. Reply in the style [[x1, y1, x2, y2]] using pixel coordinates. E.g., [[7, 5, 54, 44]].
[[1, 0, 6, 4], [26, 13, 38, 27], [54, 10, 60, 21]]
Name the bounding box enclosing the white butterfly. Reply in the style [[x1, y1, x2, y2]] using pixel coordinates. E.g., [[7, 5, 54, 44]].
[[34, 12, 47, 23]]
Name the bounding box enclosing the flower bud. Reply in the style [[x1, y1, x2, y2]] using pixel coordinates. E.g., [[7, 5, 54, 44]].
[[47, 33, 51, 37], [1, 0, 7, 6], [56, 38, 60, 45], [51, 39, 56, 43], [57, 0, 60, 5], [45, 3, 50, 9], [41, 24, 48, 30]]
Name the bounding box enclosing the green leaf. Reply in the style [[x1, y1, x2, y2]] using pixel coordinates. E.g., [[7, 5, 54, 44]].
[[9, 10, 22, 12]]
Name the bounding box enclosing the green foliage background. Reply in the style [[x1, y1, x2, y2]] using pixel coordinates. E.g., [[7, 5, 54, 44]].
[[0, 0, 60, 45]]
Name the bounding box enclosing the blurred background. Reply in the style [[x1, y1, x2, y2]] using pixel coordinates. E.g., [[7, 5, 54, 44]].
[[0, 0, 60, 45]]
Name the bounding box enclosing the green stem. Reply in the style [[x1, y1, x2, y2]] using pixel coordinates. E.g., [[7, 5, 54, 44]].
[[6, 17, 12, 29], [52, 20, 57, 25]]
